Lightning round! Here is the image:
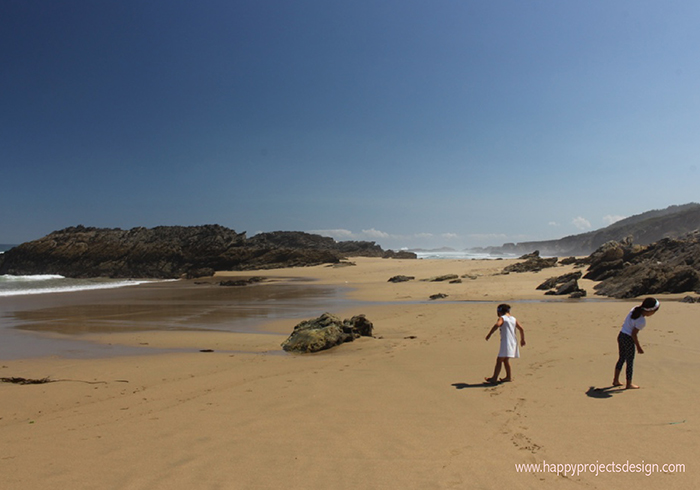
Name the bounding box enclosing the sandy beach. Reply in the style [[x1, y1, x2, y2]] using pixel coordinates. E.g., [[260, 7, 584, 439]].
[[1, 257, 698, 489]]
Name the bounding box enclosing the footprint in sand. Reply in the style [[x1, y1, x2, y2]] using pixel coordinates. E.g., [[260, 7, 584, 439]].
[[511, 432, 542, 454]]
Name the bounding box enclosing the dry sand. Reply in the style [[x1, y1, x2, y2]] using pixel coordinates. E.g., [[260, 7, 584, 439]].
[[1, 257, 698, 489]]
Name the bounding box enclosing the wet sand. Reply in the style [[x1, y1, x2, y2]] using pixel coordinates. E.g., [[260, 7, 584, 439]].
[[1, 257, 698, 489], [0, 277, 355, 359]]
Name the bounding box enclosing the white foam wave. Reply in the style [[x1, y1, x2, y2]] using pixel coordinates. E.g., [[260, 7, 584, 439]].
[[415, 251, 515, 260], [1, 274, 66, 282], [0, 277, 170, 297]]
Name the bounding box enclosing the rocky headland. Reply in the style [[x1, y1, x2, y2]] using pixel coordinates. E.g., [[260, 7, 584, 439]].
[[0, 225, 415, 279]]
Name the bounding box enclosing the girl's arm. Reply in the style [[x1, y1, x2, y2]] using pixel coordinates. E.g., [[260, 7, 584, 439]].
[[516, 320, 526, 346], [486, 317, 503, 340], [631, 327, 644, 354]]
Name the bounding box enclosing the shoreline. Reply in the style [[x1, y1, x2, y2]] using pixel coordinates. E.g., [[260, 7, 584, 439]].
[[2, 257, 698, 489]]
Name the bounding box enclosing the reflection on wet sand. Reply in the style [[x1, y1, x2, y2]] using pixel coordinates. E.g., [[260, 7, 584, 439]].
[[0, 278, 355, 358]]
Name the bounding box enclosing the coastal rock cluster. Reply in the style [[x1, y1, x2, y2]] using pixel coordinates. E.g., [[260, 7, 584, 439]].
[[503, 233, 700, 298], [281, 313, 374, 353], [503, 251, 558, 273], [583, 233, 700, 298], [0, 225, 414, 279], [537, 271, 587, 298]]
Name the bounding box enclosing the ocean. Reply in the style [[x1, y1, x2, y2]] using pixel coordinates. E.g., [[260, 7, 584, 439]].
[[0, 274, 166, 297], [0, 251, 510, 297], [413, 250, 515, 260]]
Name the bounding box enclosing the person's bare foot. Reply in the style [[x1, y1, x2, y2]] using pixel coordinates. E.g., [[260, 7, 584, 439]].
[[612, 381, 623, 387], [499, 377, 512, 382], [626, 383, 640, 389], [484, 377, 498, 384]]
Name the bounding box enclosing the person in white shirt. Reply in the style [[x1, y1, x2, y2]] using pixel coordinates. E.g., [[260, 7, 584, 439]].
[[613, 297, 659, 389], [485, 303, 526, 384]]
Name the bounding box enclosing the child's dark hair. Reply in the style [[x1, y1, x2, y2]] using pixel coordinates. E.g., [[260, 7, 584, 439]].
[[630, 297, 660, 319], [497, 304, 511, 316]]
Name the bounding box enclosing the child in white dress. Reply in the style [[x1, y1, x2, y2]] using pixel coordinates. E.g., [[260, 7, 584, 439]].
[[485, 304, 526, 384]]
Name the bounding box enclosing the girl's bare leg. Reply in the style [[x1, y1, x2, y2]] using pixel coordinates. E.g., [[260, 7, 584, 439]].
[[500, 358, 512, 382], [485, 358, 503, 383]]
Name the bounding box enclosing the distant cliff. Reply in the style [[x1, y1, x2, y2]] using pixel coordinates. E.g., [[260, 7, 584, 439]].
[[472, 203, 700, 257], [0, 226, 409, 279]]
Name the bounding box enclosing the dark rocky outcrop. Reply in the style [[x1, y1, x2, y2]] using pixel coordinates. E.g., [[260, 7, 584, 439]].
[[280, 313, 374, 353], [584, 232, 700, 298], [383, 250, 418, 259], [544, 279, 586, 298], [537, 272, 587, 298], [503, 251, 558, 273], [388, 275, 415, 283], [248, 233, 417, 259], [422, 274, 460, 282], [0, 226, 395, 279], [536, 271, 583, 290], [219, 276, 266, 287]]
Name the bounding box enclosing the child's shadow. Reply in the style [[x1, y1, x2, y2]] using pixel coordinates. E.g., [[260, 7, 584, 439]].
[[452, 381, 502, 389], [585, 386, 625, 399]]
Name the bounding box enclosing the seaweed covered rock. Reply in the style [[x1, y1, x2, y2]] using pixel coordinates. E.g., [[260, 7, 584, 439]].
[[281, 313, 374, 353]]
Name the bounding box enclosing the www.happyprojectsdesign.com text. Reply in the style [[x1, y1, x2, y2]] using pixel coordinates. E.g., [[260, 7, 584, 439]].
[[515, 460, 685, 477]]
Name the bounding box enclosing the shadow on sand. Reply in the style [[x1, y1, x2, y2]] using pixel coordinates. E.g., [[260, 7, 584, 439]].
[[452, 381, 502, 389], [585, 385, 625, 399]]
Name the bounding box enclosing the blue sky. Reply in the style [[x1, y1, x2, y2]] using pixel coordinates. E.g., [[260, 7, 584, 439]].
[[2, 1, 699, 250]]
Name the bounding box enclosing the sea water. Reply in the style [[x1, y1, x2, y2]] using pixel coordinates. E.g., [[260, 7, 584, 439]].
[[0, 249, 512, 359], [0, 251, 510, 296], [0, 274, 165, 297], [414, 250, 515, 260]]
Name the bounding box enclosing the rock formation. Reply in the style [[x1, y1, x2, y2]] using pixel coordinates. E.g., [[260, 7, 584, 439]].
[[502, 251, 558, 273], [584, 232, 700, 298], [388, 275, 415, 283], [536, 271, 583, 290], [280, 313, 374, 353], [0, 225, 399, 279]]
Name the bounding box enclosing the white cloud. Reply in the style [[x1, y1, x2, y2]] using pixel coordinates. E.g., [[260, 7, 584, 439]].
[[414, 233, 434, 239], [441, 233, 458, 240], [603, 215, 626, 226], [309, 229, 356, 240], [311, 228, 400, 242], [548, 221, 560, 226], [361, 228, 390, 239], [572, 217, 592, 230]]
